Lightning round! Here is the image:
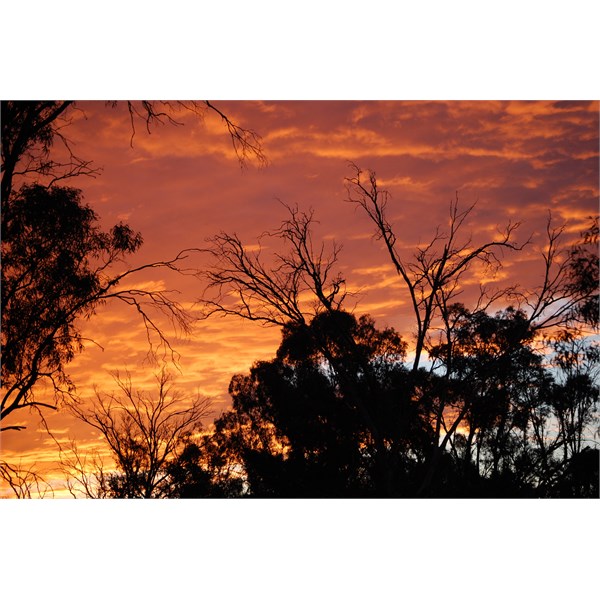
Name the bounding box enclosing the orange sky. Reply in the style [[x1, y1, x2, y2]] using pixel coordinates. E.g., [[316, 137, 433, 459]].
[[1, 100, 598, 496]]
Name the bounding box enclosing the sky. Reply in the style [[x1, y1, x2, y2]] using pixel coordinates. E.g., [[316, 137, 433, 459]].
[[1, 100, 599, 495], [2, 4, 600, 600]]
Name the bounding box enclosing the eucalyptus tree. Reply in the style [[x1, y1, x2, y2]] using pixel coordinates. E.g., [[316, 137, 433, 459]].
[[1, 100, 264, 431]]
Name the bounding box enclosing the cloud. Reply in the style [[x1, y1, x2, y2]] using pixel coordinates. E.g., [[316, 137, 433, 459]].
[[4, 100, 598, 492]]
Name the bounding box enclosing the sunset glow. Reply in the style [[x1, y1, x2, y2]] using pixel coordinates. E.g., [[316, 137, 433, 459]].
[[1, 100, 598, 497]]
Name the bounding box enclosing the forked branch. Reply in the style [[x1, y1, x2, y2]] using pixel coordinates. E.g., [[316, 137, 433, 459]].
[[345, 163, 526, 370], [201, 203, 347, 327]]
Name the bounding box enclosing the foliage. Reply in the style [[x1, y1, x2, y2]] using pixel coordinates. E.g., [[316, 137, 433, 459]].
[[3, 108, 597, 498], [0, 184, 193, 430], [1, 184, 140, 428], [195, 305, 598, 498], [198, 310, 432, 497], [566, 215, 599, 327]]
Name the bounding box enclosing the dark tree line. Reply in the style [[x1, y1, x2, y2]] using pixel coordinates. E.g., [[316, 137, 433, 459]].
[[81, 305, 597, 498], [170, 312, 597, 498], [63, 200, 598, 499], [192, 189, 596, 499]]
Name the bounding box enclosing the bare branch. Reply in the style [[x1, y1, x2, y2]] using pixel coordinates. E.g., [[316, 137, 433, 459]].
[[0, 461, 54, 498], [511, 212, 598, 335], [119, 100, 267, 168], [64, 369, 212, 498], [200, 203, 348, 327], [345, 163, 525, 371], [204, 101, 267, 168]]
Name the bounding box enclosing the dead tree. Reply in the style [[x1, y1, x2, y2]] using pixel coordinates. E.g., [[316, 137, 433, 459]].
[[201, 203, 347, 327], [0, 462, 53, 499], [63, 369, 211, 498]]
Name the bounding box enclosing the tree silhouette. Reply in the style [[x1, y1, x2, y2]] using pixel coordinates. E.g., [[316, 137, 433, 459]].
[[428, 307, 540, 490], [550, 332, 599, 462], [199, 303, 597, 498], [199, 310, 439, 497], [1, 102, 95, 204], [511, 214, 599, 334], [566, 215, 599, 327], [1, 100, 264, 430], [345, 163, 525, 372], [1, 184, 194, 431], [62, 370, 211, 498], [0, 461, 53, 498], [160, 440, 245, 498], [202, 203, 347, 327]]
